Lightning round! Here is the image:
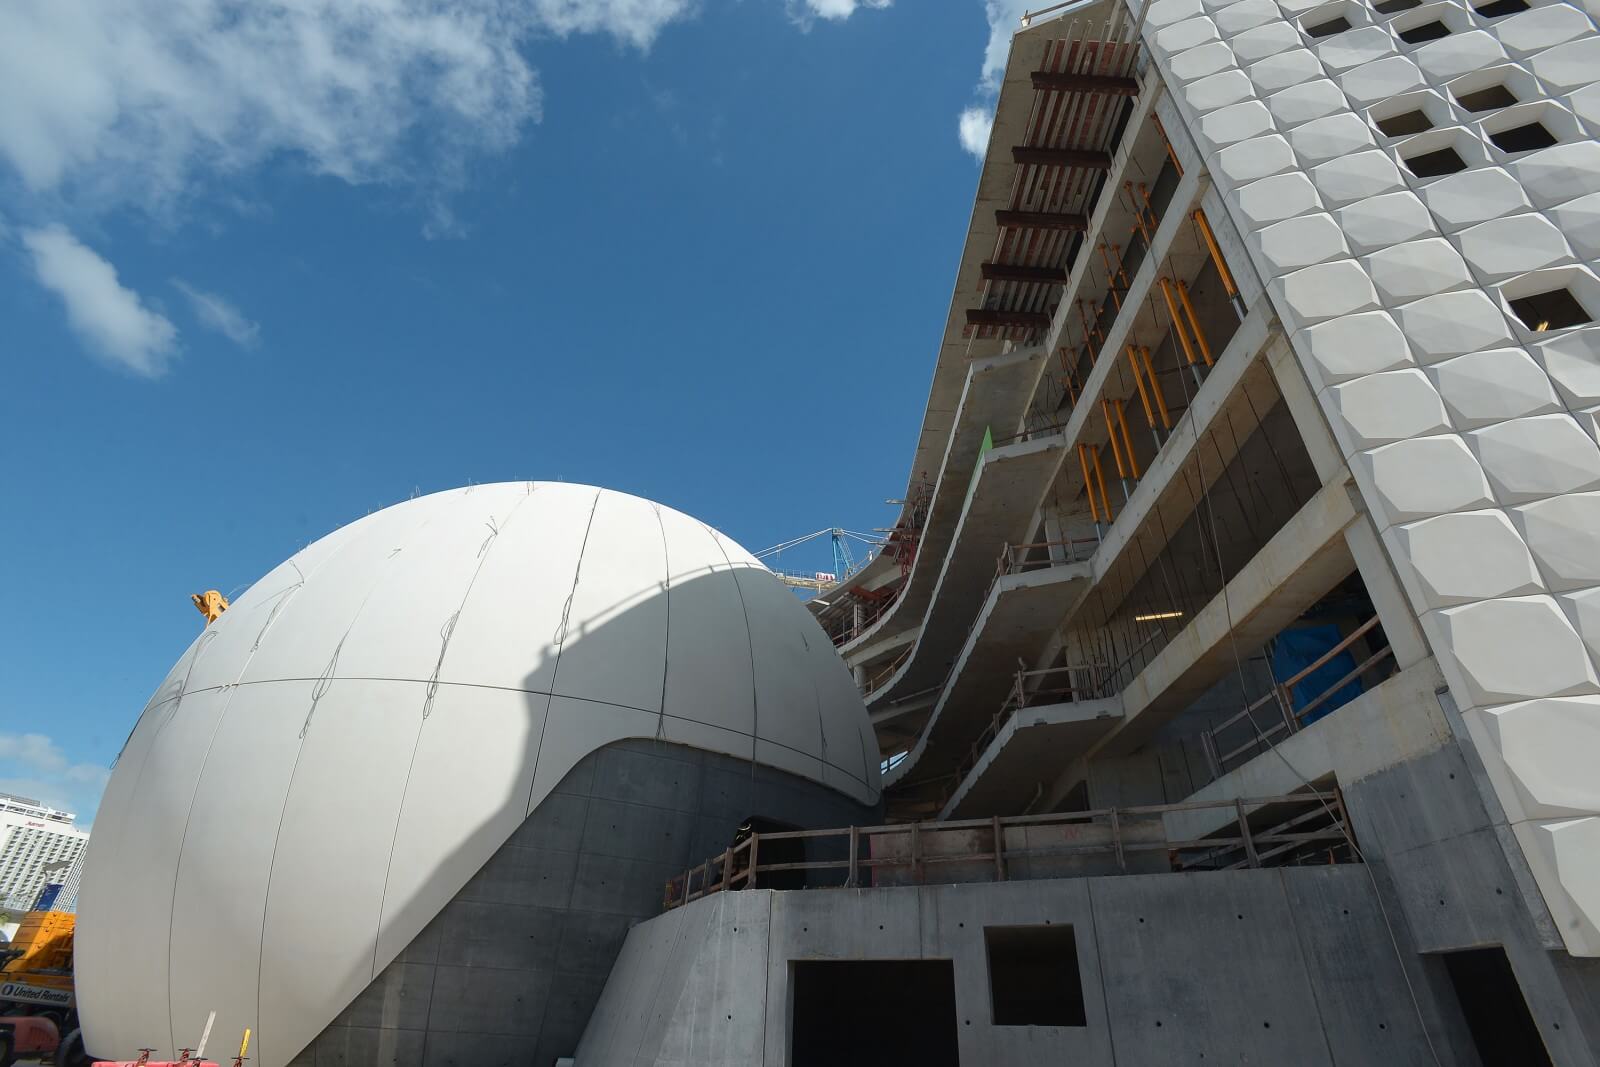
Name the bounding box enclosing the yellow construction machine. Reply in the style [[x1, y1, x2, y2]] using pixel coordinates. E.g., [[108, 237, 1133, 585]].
[[0, 909, 87, 1064], [191, 590, 229, 624]]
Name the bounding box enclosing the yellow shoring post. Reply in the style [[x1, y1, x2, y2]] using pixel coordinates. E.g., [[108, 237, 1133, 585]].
[[1078, 445, 1101, 524], [1102, 399, 1129, 479], [1152, 113, 1184, 177], [1192, 208, 1239, 300], [1177, 280, 1215, 366], [1127, 345, 1157, 426], [1158, 277, 1201, 368], [1113, 399, 1141, 479], [1138, 346, 1172, 430], [1112, 244, 1131, 292]]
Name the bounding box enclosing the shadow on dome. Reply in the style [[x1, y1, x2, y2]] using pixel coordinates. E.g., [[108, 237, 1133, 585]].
[[281, 562, 881, 1067]]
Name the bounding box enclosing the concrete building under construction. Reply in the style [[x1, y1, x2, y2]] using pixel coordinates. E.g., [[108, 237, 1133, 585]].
[[580, 0, 1600, 1063], [74, 0, 1600, 1063]]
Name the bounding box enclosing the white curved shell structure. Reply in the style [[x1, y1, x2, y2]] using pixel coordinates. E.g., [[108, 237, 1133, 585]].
[[75, 483, 878, 1065]]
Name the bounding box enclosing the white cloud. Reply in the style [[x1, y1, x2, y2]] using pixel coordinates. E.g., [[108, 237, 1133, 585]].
[[792, 0, 891, 21], [173, 280, 260, 348], [958, 105, 994, 159], [0, 732, 111, 824], [953, 1, 1030, 156], [0, 0, 547, 213], [22, 225, 178, 377], [980, 1, 1033, 90]]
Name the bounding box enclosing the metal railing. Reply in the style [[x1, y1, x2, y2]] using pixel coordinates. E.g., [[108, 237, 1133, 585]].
[[1201, 617, 1397, 777], [943, 663, 1109, 804], [663, 790, 1353, 910]]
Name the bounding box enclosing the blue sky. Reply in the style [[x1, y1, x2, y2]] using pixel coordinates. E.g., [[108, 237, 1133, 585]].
[[0, 0, 1030, 824]]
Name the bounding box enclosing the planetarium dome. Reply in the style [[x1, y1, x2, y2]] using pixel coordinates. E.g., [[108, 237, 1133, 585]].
[[75, 483, 879, 1066]]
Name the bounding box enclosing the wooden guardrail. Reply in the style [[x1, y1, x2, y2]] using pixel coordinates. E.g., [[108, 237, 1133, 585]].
[[663, 789, 1352, 911]]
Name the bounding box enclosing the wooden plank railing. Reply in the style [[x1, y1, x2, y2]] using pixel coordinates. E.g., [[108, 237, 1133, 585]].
[[662, 789, 1352, 911], [1201, 616, 1397, 776]]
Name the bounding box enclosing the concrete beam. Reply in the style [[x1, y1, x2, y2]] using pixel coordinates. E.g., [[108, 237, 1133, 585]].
[[1030, 70, 1141, 96], [980, 263, 1070, 285], [884, 560, 1094, 791], [943, 698, 1123, 818], [995, 209, 1088, 231], [966, 309, 1053, 329], [1011, 146, 1114, 169]]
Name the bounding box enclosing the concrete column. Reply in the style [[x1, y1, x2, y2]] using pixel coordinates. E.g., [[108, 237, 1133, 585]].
[[1343, 510, 1430, 670]]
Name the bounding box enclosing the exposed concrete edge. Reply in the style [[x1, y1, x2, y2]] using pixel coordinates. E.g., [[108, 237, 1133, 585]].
[[941, 697, 1124, 818], [865, 429, 1067, 709], [882, 560, 1093, 789], [842, 345, 1048, 659]]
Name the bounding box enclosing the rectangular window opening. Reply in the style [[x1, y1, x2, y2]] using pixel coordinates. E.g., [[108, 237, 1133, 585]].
[[1399, 18, 1452, 42], [1474, 0, 1530, 16], [792, 960, 958, 1066], [1377, 109, 1434, 136], [986, 925, 1088, 1027], [1437, 947, 1553, 1067], [1403, 145, 1468, 177], [1374, 0, 1421, 12], [1490, 122, 1558, 153], [1456, 84, 1519, 112], [1306, 14, 1353, 36], [1510, 288, 1592, 331]]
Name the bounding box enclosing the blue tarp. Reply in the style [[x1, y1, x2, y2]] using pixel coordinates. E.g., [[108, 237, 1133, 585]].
[[1271, 623, 1363, 725]]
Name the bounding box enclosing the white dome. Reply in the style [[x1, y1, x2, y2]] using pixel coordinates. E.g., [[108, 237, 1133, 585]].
[[75, 483, 877, 1065]]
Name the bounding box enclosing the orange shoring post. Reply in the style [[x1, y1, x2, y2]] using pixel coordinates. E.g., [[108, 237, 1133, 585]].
[[1123, 182, 1154, 248], [1138, 183, 1160, 236], [1090, 445, 1114, 521], [1138, 346, 1172, 430], [1192, 209, 1239, 300], [1098, 243, 1124, 310], [1152, 113, 1183, 177], [1126, 345, 1157, 427], [1176, 280, 1215, 366], [1102, 399, 1129, 479], [1112, 398, 1141, 479], [1158, 277, 1201, 368], [1077, 444, 1101, 524]]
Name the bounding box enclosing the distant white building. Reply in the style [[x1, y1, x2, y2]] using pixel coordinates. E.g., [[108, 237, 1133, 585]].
[[0, 793, 89, 912]]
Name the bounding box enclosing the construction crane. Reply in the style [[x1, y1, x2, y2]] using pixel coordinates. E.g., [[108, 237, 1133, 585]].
[[755, 528, 884, 593], [191, 590, 230, 624]]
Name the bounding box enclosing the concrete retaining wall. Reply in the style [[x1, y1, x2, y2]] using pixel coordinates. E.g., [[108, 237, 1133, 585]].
[[577, 865, 1440, 1066]]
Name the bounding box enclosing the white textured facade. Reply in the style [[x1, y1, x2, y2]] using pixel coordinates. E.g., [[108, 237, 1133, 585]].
[[75, 483, 878, 1066], [1143, 0, 1600, 956], [0, 794, 88, 913]]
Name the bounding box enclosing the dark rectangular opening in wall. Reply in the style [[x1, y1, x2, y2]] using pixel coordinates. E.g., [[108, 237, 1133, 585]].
[[986, 925, 1087, 1026], [1377, 109, 1433, 136], [1403, 145, 1468, 177], [1438, 946, 1552, 1067], [1456, 84, 1518, 111], [1510, 288, 1592, 331], [1374, 0, 1421, 12], [792, 960, 959, 1066], [1474, 0, 1529, 16], [1490, 121, 1558, 152], [1399, 18, 1451, 41], [1305, 14, 1352, 36]]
